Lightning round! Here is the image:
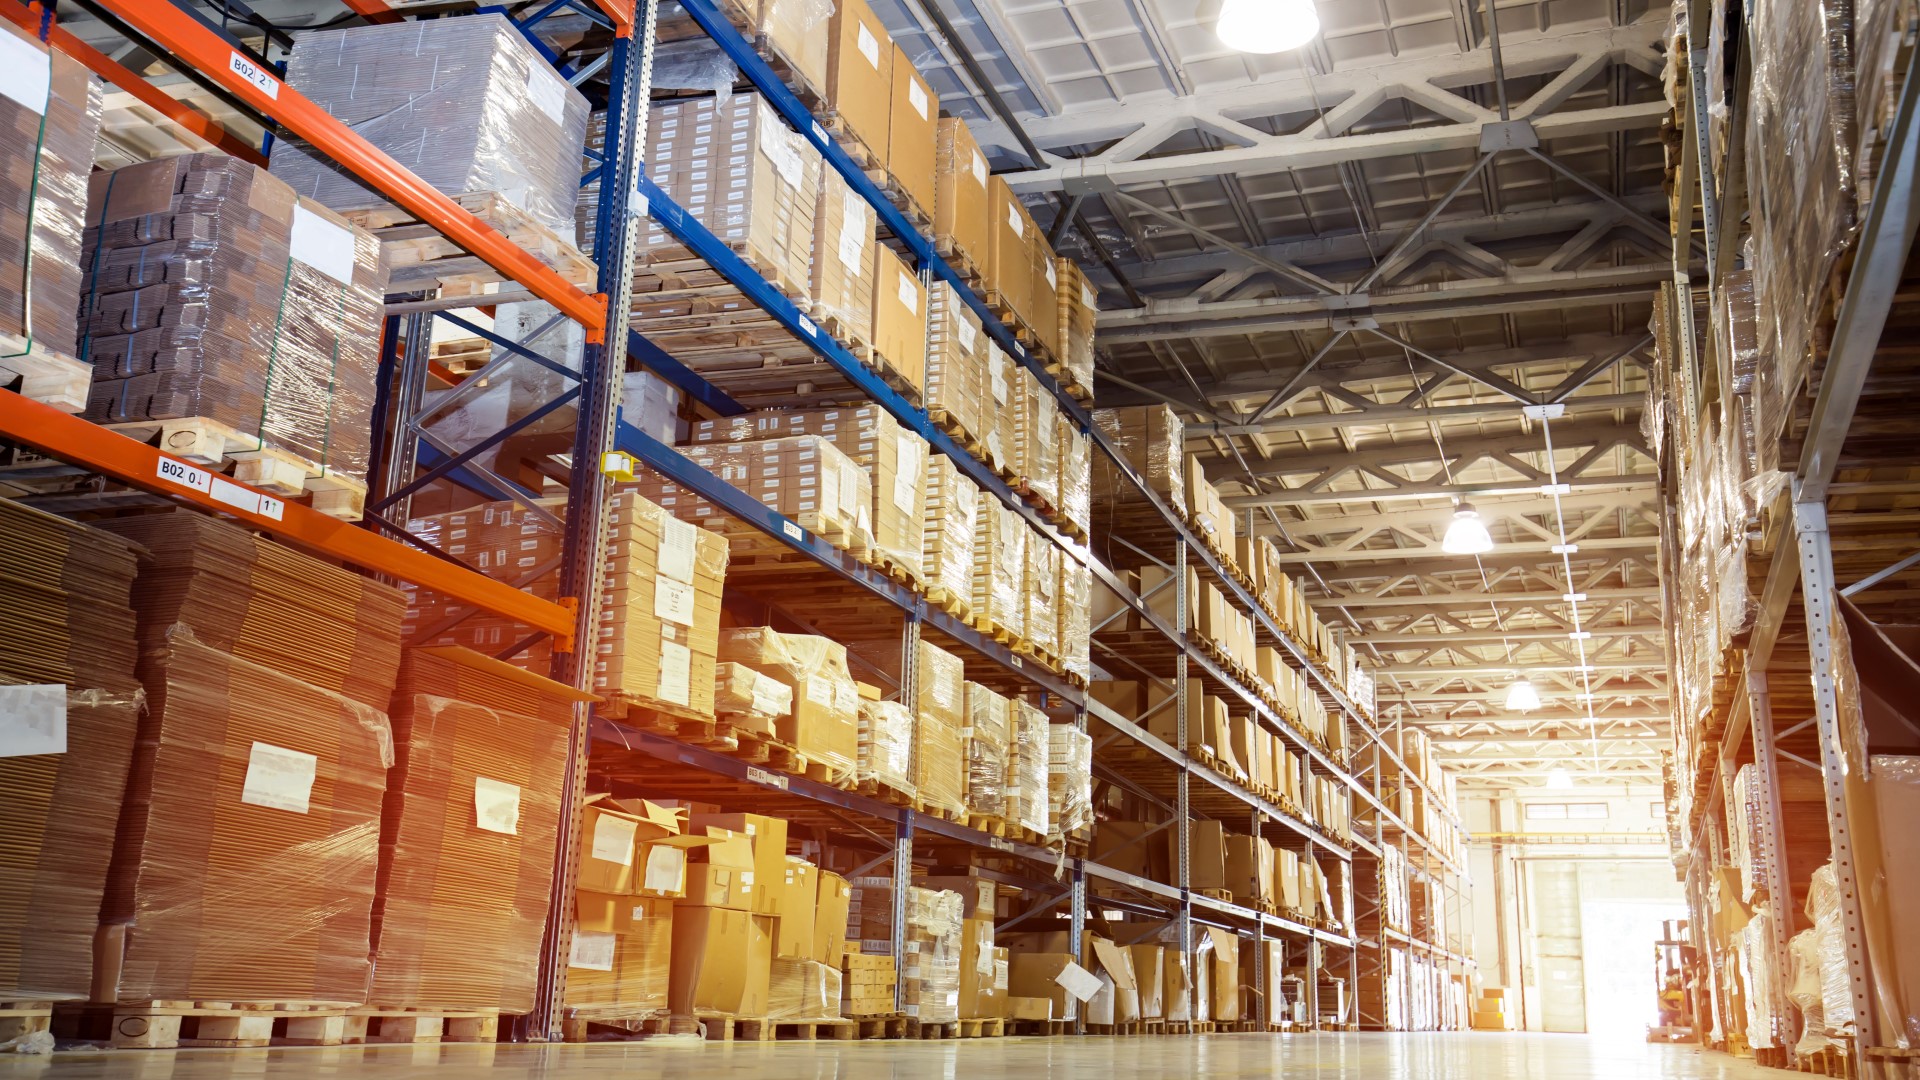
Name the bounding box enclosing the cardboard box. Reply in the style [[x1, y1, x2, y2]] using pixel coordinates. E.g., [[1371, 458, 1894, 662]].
[[1007, 995, 1051, 1020], [1028, 230, 1060, 359], [1089, 938, 1140, 1023], [1163, 945, 1192, 1022], [870, 241, 927, 394], [1092, 821, 1164, 882], [920, 875, 996, 920], [959, 917, 1001, 1018], [1007, 953, 1101, 1019], [1225, 833, 1275, 907], [577, 798, 646, 895], [776, 857, 818, 959], [886, 42, 938, 218], [1131, 944, 1165, 1018], [670, 906, 773, 1015], [986, 176, 1032, 323], [1170, 819, 1228, 892], [934, 117, 990, 276], [814, 870, 852, 965], [679, 830, 757, 911], [689, 812, 789, 916], [566, 897, 672, 1017], [824, 0, 891, 160]]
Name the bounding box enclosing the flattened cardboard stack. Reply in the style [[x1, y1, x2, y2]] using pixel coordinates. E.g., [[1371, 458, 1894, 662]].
[[847, 883, 962, 1022], [0, 20, 101, 409], [1057, 413, 1092, 537], [600, 490, 730, 719], [1025, 533, 1061, 661], [1057, 560, 1092, 683], [922, 455, 981, 617], [1011, 368, 1060, 508], [1052, 259, 1098, 395], [368, 648, 584, 1012], [95, 511, 407, 1003], [403, 503, 565, 674], [0, 499, 143, 1001], [914, 640, 968, 815], [273, 14, 589, 236], [80, 155, 389, 484]]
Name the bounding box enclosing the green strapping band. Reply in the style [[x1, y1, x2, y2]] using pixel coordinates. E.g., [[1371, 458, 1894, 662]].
[[3, 79, 54, 362]]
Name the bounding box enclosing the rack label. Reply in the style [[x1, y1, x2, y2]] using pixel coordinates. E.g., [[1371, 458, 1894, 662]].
[[797, 314, 818, 338], [747, 765, 789, 790], [206, 475, 286, 522], [229, 51, 281, 99], [781, 519, 804, 542], [156, 456, 212, 495]]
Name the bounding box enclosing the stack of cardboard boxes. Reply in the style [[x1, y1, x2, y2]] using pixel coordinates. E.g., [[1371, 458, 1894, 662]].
[[845, 883, 964, 1022], [922, 454, 981, 616], [719, 628, 861, 780], [1008, 698, 1053, 837], [600, 491, 731, 719], [566, 797, 699, 1021], [914, 640, 969, 816], [646, 435, 875, 560]]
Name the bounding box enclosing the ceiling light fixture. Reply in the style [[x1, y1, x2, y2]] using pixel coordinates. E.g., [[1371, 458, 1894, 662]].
[[1216, 0, 1321, 53], [1504, 678, 1541, 712], [1546, 767, 1574, 790], [1442, 501, 1494, 554]]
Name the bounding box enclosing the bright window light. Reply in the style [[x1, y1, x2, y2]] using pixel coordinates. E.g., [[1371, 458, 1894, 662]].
[[1442, 502, 1494, 554], [1504, 678, 1541, 711], [1216, 0, 1321, 53]]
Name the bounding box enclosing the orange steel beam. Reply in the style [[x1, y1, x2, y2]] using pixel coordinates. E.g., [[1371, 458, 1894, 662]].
[[592, 0, 636, 36], [0, 389, 577, 648], [3, 2, 267, 166], [87, 0, 609, 340], [335, 0, 402, 23]]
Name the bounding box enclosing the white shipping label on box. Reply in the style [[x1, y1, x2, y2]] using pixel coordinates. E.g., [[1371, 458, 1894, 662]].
[[1045, 260, 1058, 290], [0, 33, 51, 115], [240, 741, 318, 814], [897, 270, 918, 314], [527, 64, 570, 126], [0, 684, 65, 758], [955, 313, 977, 353], [838, 190, 868, 271], [990, 349, 1009, 404], [1007, 203, 1024, 237], [591, 810, 638, 865], [907, 78, 930, 120], [657, 638, 692, 706], [569, 929, 617, 971], [642, 844, 687, 894], [856, 23, 882, 67], [474, 776, 523, 835], [758, 122, 805, 188], [1055, 960, 1104, 1002], [654, 575, 696, 626], [290, 205, 357, 285], [971, 150, 987, 186], [893, 434, 922, 513], [657, 512, 699, 584]]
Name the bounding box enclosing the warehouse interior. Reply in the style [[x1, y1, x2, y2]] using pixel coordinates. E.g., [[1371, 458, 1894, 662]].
[[0, 0, 1915, 1076]]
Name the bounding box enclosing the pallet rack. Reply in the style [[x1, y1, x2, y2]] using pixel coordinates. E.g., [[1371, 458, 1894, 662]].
[[1660, 0, 1920, 1071], [0, 0, 1470, 1039]]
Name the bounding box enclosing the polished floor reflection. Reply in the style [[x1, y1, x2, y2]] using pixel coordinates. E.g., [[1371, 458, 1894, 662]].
[[0, 1032, 1782, 1079]]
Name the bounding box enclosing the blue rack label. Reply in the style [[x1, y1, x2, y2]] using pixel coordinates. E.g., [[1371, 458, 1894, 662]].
[[228, 51, 280, 99], [155, 456, 212, 495]]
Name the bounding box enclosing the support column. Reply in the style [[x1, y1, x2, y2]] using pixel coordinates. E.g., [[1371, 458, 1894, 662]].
[[1174, 543, 1194, 1019]]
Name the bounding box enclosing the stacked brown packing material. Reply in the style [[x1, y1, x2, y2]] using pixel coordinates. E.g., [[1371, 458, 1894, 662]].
[[1093, 405, 1185, 511], [926, 279, 988, 446], [824, 0, 892, 164], [80, 155, 389, 484], [273, 14, 589, 236], [599, 489, 729, 719], [369, 648, 580, 1012], [841, 950, 895, 1016], [1057, 560, 1092, 684], [566, 797, 691, 1022], [923, 455, 981, 617], [847, 883, 962, 1022], [1057, 413, 1092, 537], [0, 498, 143, 1001], [715, 662, 794, 735], [915, 640, 968, 815], [689, 407, 927, 584], [972, 496, 1026, 641], [636, 435, 875, 558], [810, 166, 877, 349], [720, 628, 859, 779], [964, 682, 1012, 820], [1048, 725, 1093, 845], [1012, 368, 1060, 507], [0, 19, 101, 407], [856, 696, 915, 796], [1008, 697, 1051, 837], [644, 93, 820, 296], [1025, 532, 1062, 660], [1052, 259, 1097, 394], [983, 343, 1017, 474], [933, 117, 990, 275], [94, 511, 407, 1003]]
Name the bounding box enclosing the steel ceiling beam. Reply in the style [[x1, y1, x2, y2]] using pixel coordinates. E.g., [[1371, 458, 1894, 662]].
[[1208, 420, 1648, 481], [1314, 586, 1660, 609]]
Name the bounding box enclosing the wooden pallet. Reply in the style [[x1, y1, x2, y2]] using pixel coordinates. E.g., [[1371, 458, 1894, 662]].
[[842, 1013, 913, 1039], [957, 1017, 1005, 1038], [100, 415, 367, 519], [0, 335, 89, 413], [694, 1014, 776, 1042], [908, 1019, 958, 1039], [76, 1001, 360, 1050], [925, 584, 973, 621], [933, 240, 984, 290], [821, 117, 883, 172], [339, 191, 595, 306], [346, 1007, 501, 1045], [1008, 1019, 1076, 1037], [560, 1012, 673, 1042], [616, 707, 854, 788], [0, 1002, 53, 1043], [966, 813, 1010, 837], [768, 1018, 857, 1040], [1086, 1021, 1150, 1036]]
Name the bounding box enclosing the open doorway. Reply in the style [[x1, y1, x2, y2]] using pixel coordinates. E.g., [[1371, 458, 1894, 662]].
[[1581, 899, 1689, 1035]]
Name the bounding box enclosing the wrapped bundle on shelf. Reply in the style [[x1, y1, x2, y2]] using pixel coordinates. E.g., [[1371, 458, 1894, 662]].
[[0, 499, 144, 1001], [1047, 725, 1093, 845], [756, 0, 834, 102], [1052, 259, 1097, 396], [100, 627, 392, 1003], [1057, 560, 1092, 684], [1058, 414, 1092, 537], [934, 117, 990, 278], [824, 0, 893, 165], [964, 682, 1012, 820], [972, 497, 1026, 641], [715, 662, 794, 736], [770, 957, 843, 1021], [80, 156, 389, 487], [884, 40, 939, 224], [1009, 698, 1051, 836], [856, 696, 916, 796], [599, 490, 730, 719], [985, 176, 1036, 329], [923, 455, 981, 618], [926, 279, 988, 446], [273, 14, 588, 236], [565, 796, 689, 1022], [915, 640, 968, 816], [1092, 405, 1184, 510], [0, 18, 103, 409], [1025, 527, 1062, 661], [809, 166, 877, 350], [637, 434, 874, 558], [983, 343, 1016, 473], [368, 648, 577, 1012], [1012, 367, 1061, 507], [688, 408, 925, 583], [906, 887, 965, 1023], [720, 628, 859, 778]]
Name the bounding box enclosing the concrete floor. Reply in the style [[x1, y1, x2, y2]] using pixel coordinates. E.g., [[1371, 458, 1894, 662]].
[[0, 1033, 1779, 1079]]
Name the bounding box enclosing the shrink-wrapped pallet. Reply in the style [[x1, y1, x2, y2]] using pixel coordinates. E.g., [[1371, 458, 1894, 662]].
[[1048, 725, 1093, 844], [1025, 527, 1061, 660], [972, 497, 1026, 640], [1058, 413, 1092, 537], [273, 14, 589, 234], [964, 682, 1011, 819], [716, 661, 794, 735], [1053, 258, 1097, 395], [720, 628, 859, 779], [934, 117, 990, 281], [923, 455, 980, 616], [1058, 559, 1092, 683], [856, 697, 916, 795], [915, 640, 967, 816], [926, 279, 988, 445], [401, 502, 564, 675], [80, 156, 389, 484], [1093, 405, 1184, 511], [1012, 367, 1060, 507], [0, 19, 102, 407], [770, 957, 843, 1021], [1008, 698, 1051, 837], [599, 490, 730, 719], [982, 343, 1016, 473], [638, 434, 874, 558], [904, 887, 964, 1023], [809, 165, 877, 349]]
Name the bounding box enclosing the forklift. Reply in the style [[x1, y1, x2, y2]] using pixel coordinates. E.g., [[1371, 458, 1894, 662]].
[[1648, 918, 1698, 1042]]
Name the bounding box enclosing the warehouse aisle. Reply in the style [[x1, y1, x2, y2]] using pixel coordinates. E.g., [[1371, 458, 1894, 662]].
[[0, 1034, 1781, 1078]]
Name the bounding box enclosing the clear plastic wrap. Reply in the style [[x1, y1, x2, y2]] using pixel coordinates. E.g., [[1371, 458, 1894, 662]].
[[964, 682, 1011, 819], [1058, 414, 1092, 537], [905, 887, 964, 1023], [984, 343, 1016, 473], [770, 957, 844, 1021], [715, 661, 794, 733], [1808, 863, 1855, 1033], [934, 118, 991, 303], [0, 20, 101, 387], [1745, 903, 1779, 1049], [370, 680, 570, 1012], [758, 0, 834, 98], [1025, 526, 1062, 659], [419, 301, 584, 485], [1053, 259, 1097, 395], [663, 435, 874, 557], [1047, 724, 1093, 845], [80, 156, 389, 483], [926, 279, 988, 444], [103, 625, 392, 1004], [565, 896, 673, 1021], [1853, 0, 1911, 197], [599, 490, 730, 719], [1092, 405, 1184, 510], [972, 497, 1026, 639], [273, 14, 589, 235], [644, 93, 821, 300], [1013, 367, 1061, 507], [923, 455, 980, 615], [1057, 560, 1092, 683], [810, 165, 877, 347], [856, 697, 916, 795], [1009, 698, 1051, 836], [915, 640, 968, 815], [688, 408, 921, 581], [720, 628, 859, 777], [401, 502, 565, 675], [1791, 926, 1833, 1055]]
